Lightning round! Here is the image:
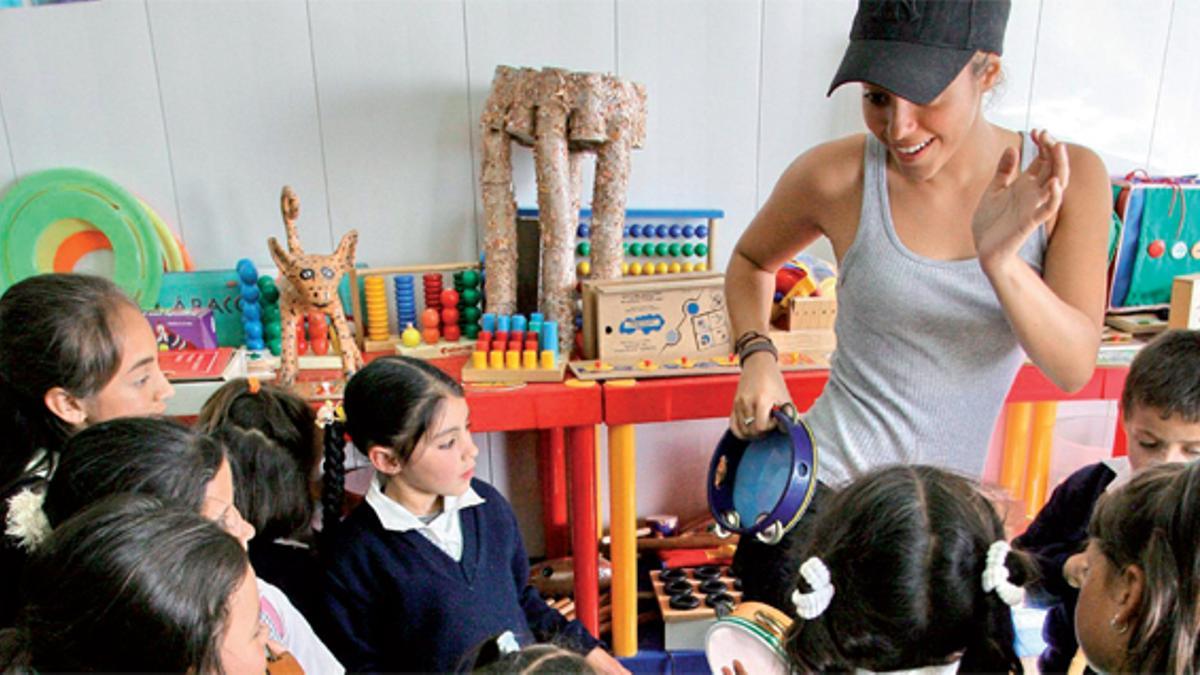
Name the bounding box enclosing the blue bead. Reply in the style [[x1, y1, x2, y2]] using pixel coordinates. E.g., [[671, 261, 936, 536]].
[[241, 302, 261, 321], [577, 223, 590, 238], [630, 224, 641, 238], [682, 224, 695, 238], [668, 225, 681, 238], [696, 225, 708, 238], [236, 258, 258, 283], [655, 224, 668, 238]]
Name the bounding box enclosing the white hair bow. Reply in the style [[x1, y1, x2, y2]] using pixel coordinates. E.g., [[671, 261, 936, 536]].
[[981, 540, 1024, 606], [791, 556, 835, 619]]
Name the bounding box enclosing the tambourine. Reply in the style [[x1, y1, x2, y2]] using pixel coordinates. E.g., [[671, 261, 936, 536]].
[[705, 601, 793, 675], [708, 404, 818, 545]]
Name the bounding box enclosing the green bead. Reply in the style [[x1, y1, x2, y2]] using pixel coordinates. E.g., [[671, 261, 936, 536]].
[[267, 338, 282, 356], [264, 322, 282, 340], [682, 243, 695, 257], [668, 243, 681, 257], [695, 243, 708, 257], [629, 243, 642, 257], [257, 277, 280, 302], [623, 243, 630, 255], [461, 288, 480, 305], [577, 241, 591, 257], [461, 269, 480, 287], [655, 242, 669, 256], [461, 306, 482, 322], [463, 324, 480, 339]]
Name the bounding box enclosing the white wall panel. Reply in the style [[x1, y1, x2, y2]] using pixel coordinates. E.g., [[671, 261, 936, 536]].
[[147, 0, 327, 270], [1147, 0, 1200, 174], [0, 0, 176, 224], [0, 105, 15, 192], [617, 0, 760, 270], [756, 0, 857, 264], [987, 0, 1040, 132], [463, 0, 615, 216], [309, 0, 476, 267], [1027, 0, 1172, 175]]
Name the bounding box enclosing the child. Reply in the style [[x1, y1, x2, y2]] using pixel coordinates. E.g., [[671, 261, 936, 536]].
[[1076, 460, 1200, 674], [0, 273, 174, 623], [38, 416, 343, 674], [459, 632, 595, 673], [0, 494, 266, 673], [214, 424, 323, 621], [1014, 329, 1200, 672], [782, 465, 1033, 673], [319, 356, 627, 674]]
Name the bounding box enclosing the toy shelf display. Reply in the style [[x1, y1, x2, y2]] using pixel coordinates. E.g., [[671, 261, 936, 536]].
[[348, 262, 484, 357]]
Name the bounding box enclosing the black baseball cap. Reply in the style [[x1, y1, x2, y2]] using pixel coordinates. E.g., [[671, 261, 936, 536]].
[[828, 0, 1011, 105]]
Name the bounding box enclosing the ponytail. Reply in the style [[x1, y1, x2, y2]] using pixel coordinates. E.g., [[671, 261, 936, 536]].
[[317, 403, 347, 547]]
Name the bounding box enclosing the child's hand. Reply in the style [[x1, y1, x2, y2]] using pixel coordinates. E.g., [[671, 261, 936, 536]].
[[721, 659, 749, 675], [584, 646, 630, 675], [1063, 551, 1088, 588]]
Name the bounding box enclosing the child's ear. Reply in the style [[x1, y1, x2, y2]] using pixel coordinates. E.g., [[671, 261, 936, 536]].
[[43, 387, 88, 428], [1113, 563, 1145, 627], [368, 444, 403, 475]]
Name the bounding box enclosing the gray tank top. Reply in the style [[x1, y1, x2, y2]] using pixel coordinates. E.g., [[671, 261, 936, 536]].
[[804, 133, 1047, 485]]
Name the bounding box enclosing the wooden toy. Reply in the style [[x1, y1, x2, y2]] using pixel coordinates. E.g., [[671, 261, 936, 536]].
[[569, 350, 828, 381], [480, 66, 647, 354], [267, 186, 363, 385], [348, 262, 483, 359], [461, 315, 568, 383], [650, 566, 743, 651]]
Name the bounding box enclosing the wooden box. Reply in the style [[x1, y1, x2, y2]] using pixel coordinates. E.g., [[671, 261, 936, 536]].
[[775, 295, 837, 331], [581, 272, 731, 362], [1169, 273, 1200, 330]]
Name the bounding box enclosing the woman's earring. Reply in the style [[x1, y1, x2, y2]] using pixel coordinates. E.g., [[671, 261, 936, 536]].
[[1110, 615, 1128, 634]]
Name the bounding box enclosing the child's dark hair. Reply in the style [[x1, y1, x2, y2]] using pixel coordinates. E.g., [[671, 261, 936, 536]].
[[213, 425, 311, 542], [785, 465, 1033, 674], [43, 417, 225, 528], [198, 377, 318, 480], [322, 356, 462, 533], [458, 634, 593, 674], [0, 273, 138, 493], [0, 493, 248, 673], [1088, 460, 1200, 674], [1121, 329, 1200, 423]]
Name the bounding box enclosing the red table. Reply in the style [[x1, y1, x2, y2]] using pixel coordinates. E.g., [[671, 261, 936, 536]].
[[599, 363, 1130, 655]]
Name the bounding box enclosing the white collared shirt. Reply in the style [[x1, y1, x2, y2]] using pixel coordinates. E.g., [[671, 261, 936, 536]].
[[365, 474, 486, 562]]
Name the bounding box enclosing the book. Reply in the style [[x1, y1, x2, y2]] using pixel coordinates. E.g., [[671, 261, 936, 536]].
[[157, 347, 243, 382]]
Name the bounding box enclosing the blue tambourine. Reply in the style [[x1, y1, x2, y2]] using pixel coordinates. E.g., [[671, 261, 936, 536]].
[[708, 405, 819, 545]]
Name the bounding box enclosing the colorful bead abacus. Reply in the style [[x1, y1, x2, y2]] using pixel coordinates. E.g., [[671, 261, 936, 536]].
[[348, 263, 485, 357]]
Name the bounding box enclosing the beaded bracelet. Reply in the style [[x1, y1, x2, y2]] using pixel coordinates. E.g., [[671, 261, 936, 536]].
[[738, 338, 778, 366]]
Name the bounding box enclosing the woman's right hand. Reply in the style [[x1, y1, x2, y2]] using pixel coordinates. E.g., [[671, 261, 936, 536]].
[[730, 353, 791, 439]]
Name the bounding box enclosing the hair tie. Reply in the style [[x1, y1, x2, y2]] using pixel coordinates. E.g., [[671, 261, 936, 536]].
[[315, 400, 345, 429], [495, 630, 520, 655], [4, 488, 51, 552], [981, 540, 1024, 606], [246, 377, 261, 394], [791, 556, 834, 619]]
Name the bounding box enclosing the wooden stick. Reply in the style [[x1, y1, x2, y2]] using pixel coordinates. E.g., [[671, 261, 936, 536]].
[[356, 262, 480, 277]]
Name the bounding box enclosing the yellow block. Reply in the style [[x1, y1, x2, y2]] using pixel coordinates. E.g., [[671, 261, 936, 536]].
[[505, 350, 520, 369], [489, 350, 504, 369], [522, 350, 538, 369], [540, 350, 557, 369], [471, 351, 488, 369]]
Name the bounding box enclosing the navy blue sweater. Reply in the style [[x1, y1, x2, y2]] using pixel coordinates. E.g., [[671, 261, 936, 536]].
[[1013, 462, 1117, 673], [319, 479, 600, 673]]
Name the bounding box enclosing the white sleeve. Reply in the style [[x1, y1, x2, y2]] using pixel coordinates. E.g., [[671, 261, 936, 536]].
[[258, 578, 345, 674]]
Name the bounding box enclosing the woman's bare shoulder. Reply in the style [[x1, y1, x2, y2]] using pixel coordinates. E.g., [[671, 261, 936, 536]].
[[771, 134, 865, 205]]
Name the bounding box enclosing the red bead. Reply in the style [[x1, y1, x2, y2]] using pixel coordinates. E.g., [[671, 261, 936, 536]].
[[421, 308, 440, 328], [440, 289, 460, 308], [443, 325, 461, 342]]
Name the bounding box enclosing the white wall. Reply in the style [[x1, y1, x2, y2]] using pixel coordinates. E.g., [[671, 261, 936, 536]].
[[1, 0, 1195, 553]]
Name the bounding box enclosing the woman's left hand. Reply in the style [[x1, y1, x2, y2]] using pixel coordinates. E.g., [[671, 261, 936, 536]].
[[972, 129, 1069, 268], [585, 646, 631, 675]]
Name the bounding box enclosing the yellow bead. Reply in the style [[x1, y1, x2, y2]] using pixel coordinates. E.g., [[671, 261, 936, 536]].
[[630, 262, 643, 275], [643, 264, 655, 276], [669, 262, 682, 274], [682, 262, 695, 272], [696, 262, 708, 272], [655, 262, 668, 274], [577, 261, 591, 277], [400, 325, 422, 347], [621, 262, 630, 275]]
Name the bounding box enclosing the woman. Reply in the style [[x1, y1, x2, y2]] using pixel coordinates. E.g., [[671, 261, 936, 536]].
[[726, 0, 1110, 611]]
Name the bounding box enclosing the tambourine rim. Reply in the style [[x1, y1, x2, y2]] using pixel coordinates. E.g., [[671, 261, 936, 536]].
[[706, 616, 789, 663], [707, 412, 819, 537]]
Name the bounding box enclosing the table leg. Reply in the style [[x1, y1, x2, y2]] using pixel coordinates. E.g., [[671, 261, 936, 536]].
[[567, 425, 599, 636], [1000, 402, 1032, 498], [1024, 402, 1059, 519], [538, 428, 569, 558], [609, 423, 637, 656]]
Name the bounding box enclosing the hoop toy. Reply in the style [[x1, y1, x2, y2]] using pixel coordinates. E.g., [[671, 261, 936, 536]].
[[0, 168, 165, 307]]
